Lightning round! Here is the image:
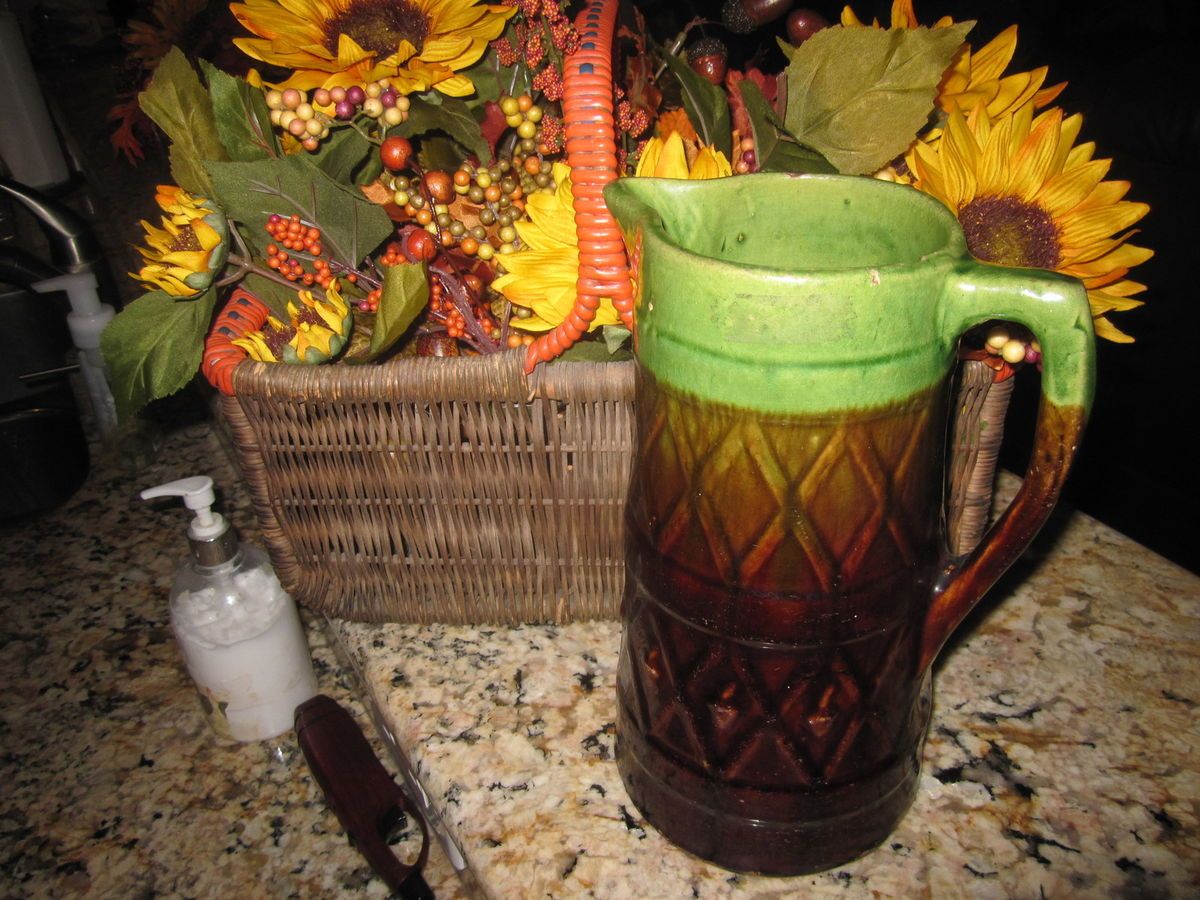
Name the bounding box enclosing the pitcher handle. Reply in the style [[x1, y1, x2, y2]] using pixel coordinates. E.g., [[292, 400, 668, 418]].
[[920, 260, 1096, 671]]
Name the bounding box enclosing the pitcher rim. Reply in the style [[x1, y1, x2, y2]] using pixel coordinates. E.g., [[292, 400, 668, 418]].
[[607, 172, 969, 279]]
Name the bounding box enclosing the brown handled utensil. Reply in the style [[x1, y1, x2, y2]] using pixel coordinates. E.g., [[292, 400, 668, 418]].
[[295, 695, 433, 899]]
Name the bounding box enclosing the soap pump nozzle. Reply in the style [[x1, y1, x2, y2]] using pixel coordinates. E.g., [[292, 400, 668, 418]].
[[141, 475, 239, 566]]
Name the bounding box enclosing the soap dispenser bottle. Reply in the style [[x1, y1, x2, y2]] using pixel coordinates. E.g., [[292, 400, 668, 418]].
[[142, 475, 318, 741]]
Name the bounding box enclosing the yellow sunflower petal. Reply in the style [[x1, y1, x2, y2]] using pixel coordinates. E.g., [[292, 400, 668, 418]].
[[1088, 288, 1145, 315], [1057, 201, 1150, 250], [969, 26, 1018, 83], [1008, 109, 1063, 202], [1091, 313, 1135, 343], [1072, 179, 1131, 212], [1063, 242, 1153, 280], [231, 331, 279, 362], [690, 146, 734, 179], [1035, 158, 1111, 215], [233, 0, 510, 96], [635, 137, 664, 179], [908, 97, 1151, 341]]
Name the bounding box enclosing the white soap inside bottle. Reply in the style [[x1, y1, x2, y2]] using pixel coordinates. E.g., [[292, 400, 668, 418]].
[[143, 476, 317, 741]]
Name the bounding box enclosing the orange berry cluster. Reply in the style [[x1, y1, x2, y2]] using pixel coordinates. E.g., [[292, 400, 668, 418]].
[[430, 279, 468, 338], [428, 273, 499, 342], [267, 213, 322, 254], [264, 214, 360, 289]]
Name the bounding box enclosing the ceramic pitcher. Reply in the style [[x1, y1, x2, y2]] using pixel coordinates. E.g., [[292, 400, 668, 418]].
[[603, 174, 1094, 875]]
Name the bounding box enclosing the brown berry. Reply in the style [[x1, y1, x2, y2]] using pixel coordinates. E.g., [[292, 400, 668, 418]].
[[424, 170, 454, 203], [686, 38, 728, 85], [743, 0, 793, 26], [786, 8, 830, 45]]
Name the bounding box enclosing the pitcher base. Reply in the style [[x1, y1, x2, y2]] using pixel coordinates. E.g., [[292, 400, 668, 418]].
[[616, 707, 923, 876]]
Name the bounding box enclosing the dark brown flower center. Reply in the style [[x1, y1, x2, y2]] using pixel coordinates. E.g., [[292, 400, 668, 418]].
[[169, 225, 202, 254], [958, 195, 1061, 270], [325, 0, 430, 58], [263, 320, 296, 357]]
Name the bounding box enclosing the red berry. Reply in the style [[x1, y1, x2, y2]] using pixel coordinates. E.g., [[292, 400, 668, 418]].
[[380, 136, 414, 172], [403, 228, 437, 262]]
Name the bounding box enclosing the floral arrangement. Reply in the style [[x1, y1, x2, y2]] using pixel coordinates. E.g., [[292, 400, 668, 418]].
[[102, 0, 1150, 420]]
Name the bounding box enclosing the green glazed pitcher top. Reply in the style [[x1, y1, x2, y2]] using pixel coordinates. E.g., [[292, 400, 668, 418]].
[[604, 174, 1094, 417]]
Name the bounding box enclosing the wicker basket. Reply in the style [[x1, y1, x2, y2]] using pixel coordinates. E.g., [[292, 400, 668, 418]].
[[206, 0, 635, 624], [220, 349, 635, 623]]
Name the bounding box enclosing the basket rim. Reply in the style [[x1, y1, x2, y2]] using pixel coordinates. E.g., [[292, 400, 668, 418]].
[[230, 345, 636, 403]]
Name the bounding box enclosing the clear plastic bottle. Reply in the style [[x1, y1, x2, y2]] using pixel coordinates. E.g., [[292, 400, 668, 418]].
[[143, 476, 318, 741]]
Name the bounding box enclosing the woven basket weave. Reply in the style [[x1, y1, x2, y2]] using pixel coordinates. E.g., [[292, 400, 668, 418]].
[[220, 349, 634, 623], [206, 0, 635, 624]]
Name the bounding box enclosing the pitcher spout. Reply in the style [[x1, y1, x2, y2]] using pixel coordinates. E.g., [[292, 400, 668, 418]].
[[604, 177, 687, 239]]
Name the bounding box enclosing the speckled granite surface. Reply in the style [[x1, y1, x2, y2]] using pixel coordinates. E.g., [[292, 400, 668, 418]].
[[1, 409, 463, 898], [3, 407, 1198, 898], [332, 480, 1200, 898]]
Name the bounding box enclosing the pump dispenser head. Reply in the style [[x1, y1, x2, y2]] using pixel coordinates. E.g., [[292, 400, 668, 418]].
[[142, 475, 239, 565]]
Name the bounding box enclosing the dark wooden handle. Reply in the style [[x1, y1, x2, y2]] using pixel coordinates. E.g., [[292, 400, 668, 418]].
[[295, 695, 433, 899]]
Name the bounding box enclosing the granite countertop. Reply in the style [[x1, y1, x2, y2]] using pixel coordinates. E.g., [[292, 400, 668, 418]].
[[3, 407, 1198, 897], [334, 483, 1200, 898], [1, 410, 463, 897]]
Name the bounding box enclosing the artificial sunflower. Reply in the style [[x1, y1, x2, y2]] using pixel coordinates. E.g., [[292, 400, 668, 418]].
[[134, 185, 229, 297], [635, 131, 734, 180], [495, 136, 733, 332], [230, 0, 513, 94], [841, 0, 1064, 120], [232, 280, 354, 363], [490, 163, 619, 333], [907, 102, 1152, 342]]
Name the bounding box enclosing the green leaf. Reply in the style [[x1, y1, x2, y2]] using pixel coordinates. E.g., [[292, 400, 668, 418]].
[[167, 145, 217, 200], [200, 61, 279, 162], [782, 23, 973, 175], [416, 135, 469, 173], [359, 261, 429, 361], [659, 51, 732, 158], [100, 289, 218, 420], [554, 339, 633, 363], [602, 325, 632, 354], [398, 95, 491, 163], [205, 155, 393, 270], [760, 138, 837, 174], [307, 124, 375, 185], [138, 48, 227, 195], [739, 80, 834, 174]]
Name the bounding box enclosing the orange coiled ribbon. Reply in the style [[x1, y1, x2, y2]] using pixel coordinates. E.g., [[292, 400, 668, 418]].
[[524, 0, 635, 374], [201, 286, 271, 396]]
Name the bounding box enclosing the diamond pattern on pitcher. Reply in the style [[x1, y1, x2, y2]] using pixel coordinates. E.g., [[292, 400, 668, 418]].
[[624, 379, 941, 788], [630, 601, 914, 784], [638, 387, 935, 594]]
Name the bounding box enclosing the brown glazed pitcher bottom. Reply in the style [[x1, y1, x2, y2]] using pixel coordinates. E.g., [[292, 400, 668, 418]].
[[616, 557, 934, 875], [616, 671, 930, 875], [615, 375, 947, 875]]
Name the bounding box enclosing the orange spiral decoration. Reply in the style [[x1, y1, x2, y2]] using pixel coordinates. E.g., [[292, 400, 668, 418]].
[[201, 287, 272, 396], [524, 0, 635, 374]]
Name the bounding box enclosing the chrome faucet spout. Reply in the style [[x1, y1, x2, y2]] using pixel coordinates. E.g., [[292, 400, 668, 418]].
[[0, 176, 103, 275]]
